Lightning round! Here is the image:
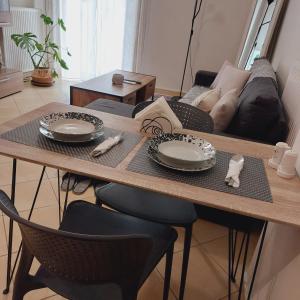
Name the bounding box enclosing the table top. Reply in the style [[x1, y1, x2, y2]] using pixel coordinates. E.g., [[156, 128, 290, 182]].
[[71, 70, 156, 97], [1, 102, 300, 228]]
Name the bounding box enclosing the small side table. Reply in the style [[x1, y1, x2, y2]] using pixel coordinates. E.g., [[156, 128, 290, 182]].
[[70, 70, 156, 107]]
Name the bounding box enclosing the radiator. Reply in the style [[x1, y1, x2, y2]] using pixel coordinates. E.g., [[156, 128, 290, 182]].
[[3, 7, 42, 72]]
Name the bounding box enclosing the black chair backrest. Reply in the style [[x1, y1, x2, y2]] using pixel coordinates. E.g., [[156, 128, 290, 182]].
[[132, 101, 214, 133], [0, 191, 152, 291]]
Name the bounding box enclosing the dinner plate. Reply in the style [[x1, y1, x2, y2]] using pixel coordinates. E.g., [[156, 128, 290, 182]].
[[148, 133, 216, 172], [39, 126, 104, 143], [40, 112, 104, 137]]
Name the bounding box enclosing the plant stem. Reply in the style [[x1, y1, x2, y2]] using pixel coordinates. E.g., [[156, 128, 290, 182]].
[[27, 50, 37, 68]]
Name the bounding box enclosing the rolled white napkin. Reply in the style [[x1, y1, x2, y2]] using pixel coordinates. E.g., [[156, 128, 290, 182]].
[[91, 134, 123, 157], [225, 155, 244, 188], [135, 97, 182, 134]]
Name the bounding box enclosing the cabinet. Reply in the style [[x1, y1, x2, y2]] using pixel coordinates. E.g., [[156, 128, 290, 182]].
[[0, 68, 24, 98]]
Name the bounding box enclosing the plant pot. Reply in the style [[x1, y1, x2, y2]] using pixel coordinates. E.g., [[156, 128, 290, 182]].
[[31, 68, 54, 87]]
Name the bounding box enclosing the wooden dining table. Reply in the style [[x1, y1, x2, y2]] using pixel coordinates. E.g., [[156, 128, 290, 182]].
[[1, 102, 300, 298]]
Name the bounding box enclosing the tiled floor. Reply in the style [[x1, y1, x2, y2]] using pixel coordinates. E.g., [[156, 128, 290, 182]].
[[0, 81, 259, 299]]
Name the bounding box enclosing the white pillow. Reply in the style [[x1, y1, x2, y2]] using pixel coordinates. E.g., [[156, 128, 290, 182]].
[[215, 65, 251, 96], [211, 60, 233, 89], [210, 89, 239, 131], [191, 88, 220, 112]]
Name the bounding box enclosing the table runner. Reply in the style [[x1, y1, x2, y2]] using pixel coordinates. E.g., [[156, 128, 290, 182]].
[[0, 119, 142, 168], [127, 141, 273, 202]]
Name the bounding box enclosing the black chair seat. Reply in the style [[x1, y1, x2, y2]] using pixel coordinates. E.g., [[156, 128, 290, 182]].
[[96, 183, 198, 226], [86, 99, 134, 118], [34, 201, 177, 300]]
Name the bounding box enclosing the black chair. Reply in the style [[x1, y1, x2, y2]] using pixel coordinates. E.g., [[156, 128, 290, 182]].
[[96, 101, 214, 300], [0, 191, 177, 300]]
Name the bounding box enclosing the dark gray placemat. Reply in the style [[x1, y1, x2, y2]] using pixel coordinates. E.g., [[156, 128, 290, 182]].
[[127, 141, 272, 202], [0, 119, 142, 168]]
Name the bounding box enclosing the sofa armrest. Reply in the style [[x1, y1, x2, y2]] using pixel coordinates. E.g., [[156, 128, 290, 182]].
[[194, 70, 217, 87]]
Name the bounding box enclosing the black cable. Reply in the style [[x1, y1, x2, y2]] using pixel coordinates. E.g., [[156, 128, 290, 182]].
[[195, 0, 203, 18], [180, 0, 204, 96]]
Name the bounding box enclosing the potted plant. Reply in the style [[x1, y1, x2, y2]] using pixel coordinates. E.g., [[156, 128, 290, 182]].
[[11, 14, 71, 86]]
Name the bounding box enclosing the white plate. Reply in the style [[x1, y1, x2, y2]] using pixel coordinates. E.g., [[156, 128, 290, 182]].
[[158, 140, 209, 165], [40, 112, 104, 138], [148, 133, 216, 172], [39, 126, 104, 143], [49, 119, 95, 135], [150, 151, 216, 172]]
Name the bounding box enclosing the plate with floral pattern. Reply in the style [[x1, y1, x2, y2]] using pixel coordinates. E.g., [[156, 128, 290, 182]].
[[148, 133, 216, 172]]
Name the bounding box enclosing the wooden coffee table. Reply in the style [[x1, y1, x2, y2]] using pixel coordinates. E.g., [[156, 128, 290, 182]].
[[70, 70, 156, 107]]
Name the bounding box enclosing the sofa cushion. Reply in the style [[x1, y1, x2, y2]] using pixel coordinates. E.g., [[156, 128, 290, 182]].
[[210, 89, 239, 131], [214, 65, 251, 96], [179, 85, 210, 105], [211, 60, 232, 89], [191, 88, 220, 112], [226, 77, 286, 143], [246, 57, 278, 88]]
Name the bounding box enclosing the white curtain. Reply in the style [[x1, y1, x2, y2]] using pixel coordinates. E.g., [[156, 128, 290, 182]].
[[58, 0, 140, 81]]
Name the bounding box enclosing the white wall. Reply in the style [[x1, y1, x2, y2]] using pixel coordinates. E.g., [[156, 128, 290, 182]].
[[137, 0, 255, 92], [10, 0, 34, 8], [272, 0, 300, 89]]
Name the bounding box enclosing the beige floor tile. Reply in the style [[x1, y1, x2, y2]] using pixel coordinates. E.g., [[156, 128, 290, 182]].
[[0, 255, 12, 300], [157, 245, 233, 300], [193, 219, 228, 244], [138, 270, 176, 300], [46, 168, 58, 179], [0, 161, 46, 185], [201, 232, 259, 278], [219, 291, 245, 300], [174, 226, 198, 253], [0, 156, 12, 164], [43, 296, 66, 300], [0, 216, 7, 256], [1, 179, 57, 212]]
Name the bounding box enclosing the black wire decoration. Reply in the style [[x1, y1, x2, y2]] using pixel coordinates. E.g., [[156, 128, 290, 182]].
[[140, 116, 173, 136]]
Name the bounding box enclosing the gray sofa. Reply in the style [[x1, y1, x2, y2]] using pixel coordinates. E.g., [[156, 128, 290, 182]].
[[178, 58, 288, 145]]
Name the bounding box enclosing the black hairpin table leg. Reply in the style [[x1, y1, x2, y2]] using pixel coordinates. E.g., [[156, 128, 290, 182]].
[[247, 221, 268, 300], [3, 163, 46, 294], [57, 170, 62, 223], [3, 159, 17, 294], [62, 172, 71, 217]]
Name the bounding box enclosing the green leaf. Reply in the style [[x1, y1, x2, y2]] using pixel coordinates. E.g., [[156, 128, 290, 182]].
[[11, 32, 37, 51], [48, 42, 59, 50], [40, 14, 53, 25], [58, 18, 66, 31], [51, 70, 59, 78], [35, 42, 43, 51], [59, 58, 68, 70]]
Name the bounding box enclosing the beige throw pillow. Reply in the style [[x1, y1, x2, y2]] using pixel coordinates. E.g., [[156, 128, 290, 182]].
[[191, 88, 220, 112], [210, 89, 239, 131], [215, 65, 251, 96], [211, 60, 233, 89]]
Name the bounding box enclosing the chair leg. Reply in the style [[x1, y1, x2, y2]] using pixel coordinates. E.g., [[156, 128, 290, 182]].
[[178, 224, 193, 300], [163, 242, 174, 300], [95, 196, 103, 206], [238, 233, 250, 300], [13, 244, 44, 300], [228, 228, 232, 300]]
